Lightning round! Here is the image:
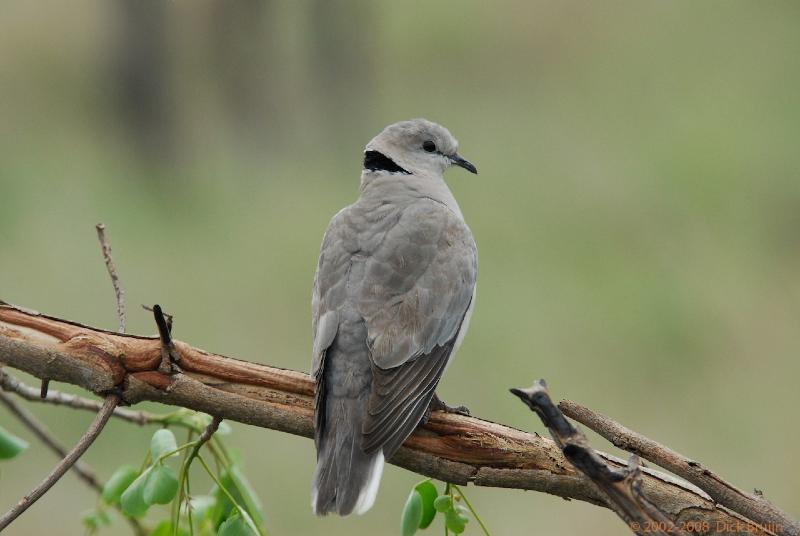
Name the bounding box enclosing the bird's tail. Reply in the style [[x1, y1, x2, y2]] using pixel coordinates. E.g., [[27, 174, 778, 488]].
[[312, 396, 385, 516]]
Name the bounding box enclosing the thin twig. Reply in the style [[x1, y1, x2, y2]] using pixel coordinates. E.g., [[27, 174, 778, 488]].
[[511, 380, 688, 536], [197, 416, 222, 448], [181, 417, 222, 493], [0, 370, 158, 426], [95, 223, 126, 333], [559, 399, 800, 536], [196, 454, 263, 536], [450, 484, 491, 535], [0, 393, 121, 530], [0, 391, 100, 488], [0, 390, 145, 535], [175, 416, 223, 532]]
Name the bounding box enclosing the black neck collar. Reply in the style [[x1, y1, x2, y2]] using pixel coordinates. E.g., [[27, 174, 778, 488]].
[[363, 150, 410, 174]]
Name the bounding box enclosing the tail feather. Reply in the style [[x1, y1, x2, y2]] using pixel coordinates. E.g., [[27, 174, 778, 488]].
[[353, 452, 384, 515], [312, 397, 385, 516]]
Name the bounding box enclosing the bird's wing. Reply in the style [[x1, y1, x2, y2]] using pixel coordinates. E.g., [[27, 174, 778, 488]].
[[311, 208, 354, 443], [357, 199, 477, 456]]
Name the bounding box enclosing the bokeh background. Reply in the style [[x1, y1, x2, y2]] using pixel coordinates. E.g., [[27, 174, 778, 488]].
[[1, 1, 799, 534]]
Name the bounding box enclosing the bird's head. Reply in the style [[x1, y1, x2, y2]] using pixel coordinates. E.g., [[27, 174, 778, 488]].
[[363, 118, 477, 178]]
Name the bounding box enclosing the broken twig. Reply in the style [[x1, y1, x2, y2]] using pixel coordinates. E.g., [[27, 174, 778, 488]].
[[152, 304, 180, 374], [559, 399, 799, 536], [511, 380, 688, 536]]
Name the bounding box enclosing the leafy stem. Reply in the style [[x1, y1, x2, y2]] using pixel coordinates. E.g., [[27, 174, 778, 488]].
[[196, 455, 264, 536], [451, 485, 491, 536], [444, 483, 451, 536]]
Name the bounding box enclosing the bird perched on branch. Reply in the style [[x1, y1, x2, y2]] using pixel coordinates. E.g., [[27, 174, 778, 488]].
[[311, 119, 478, 516]]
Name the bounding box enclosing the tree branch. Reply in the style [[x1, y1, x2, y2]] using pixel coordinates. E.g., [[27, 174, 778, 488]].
[[0, 393, 121, 530], [0, 390, 101, 489], [559, 399, 799, 536], [0, 369, 160, 426], [0, 301, 794, 535], [512, 380, 688, 536]]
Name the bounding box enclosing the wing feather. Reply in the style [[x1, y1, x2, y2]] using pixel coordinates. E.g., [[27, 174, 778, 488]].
[[361, 342, 452, 455], [312, 199, 477, 460], [357, 200, 477, 458]]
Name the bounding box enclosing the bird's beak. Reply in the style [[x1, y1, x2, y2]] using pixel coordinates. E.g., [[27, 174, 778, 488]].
[[449, 154, 478, 175]]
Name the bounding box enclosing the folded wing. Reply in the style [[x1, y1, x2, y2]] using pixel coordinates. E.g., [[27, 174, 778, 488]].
[[357, 200, 477, 457]]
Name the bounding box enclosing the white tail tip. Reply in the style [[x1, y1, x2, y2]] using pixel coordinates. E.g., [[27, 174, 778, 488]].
[[353, 453, 385, 515]]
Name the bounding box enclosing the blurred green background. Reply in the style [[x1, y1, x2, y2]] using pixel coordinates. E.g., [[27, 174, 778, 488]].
[[1, 1, 799, 534]]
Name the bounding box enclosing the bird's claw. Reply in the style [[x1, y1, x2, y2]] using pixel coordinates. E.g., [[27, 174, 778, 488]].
[[430, 393, 470, 416]]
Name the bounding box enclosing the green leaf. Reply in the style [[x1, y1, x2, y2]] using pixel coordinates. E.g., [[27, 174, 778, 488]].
[[151, 520, 172, 536], [445, 508, 468, 534], [150, 428, 178, 460], [218, 511, 256, 536], [227, 466, 265, 525], [82, 509, 111, 530], [189, 494, 216, 524], [237, 509, 261, 536], [143, 463, 179, 504], [401, 490, 423, 536], [433, 495, 452, 512], [196, 516, 216, 536], [414, 480, 438, 529], [102, 465, 139, 505], [120, 469, 150, 517], [151, 520, 190, 536], [209, 483, 234, 529], [225, 448, 244, 467], [208, 469, 264, 532], [191, 414, 233, 436], [0, 426, 28, 459]]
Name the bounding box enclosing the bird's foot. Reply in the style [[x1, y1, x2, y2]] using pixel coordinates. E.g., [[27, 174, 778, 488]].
[[430, 393, 470, 416]]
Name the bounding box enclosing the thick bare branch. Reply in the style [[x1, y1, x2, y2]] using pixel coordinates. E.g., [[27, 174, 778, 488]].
[[559, 399, 799, 536], [0, 301, 789, 536], [0, 393, 121, 530]]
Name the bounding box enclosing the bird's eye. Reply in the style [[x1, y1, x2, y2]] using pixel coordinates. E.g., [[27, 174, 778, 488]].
[[422, 140, 436, 153]]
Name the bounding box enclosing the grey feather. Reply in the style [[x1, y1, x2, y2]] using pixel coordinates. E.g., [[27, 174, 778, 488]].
[[311, 119, 478, 516]]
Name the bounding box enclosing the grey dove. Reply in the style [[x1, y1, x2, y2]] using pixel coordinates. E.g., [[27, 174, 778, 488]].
[[311, 118, 478, 516]]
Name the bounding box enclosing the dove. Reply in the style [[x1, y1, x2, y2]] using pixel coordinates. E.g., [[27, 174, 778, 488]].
[[311, 118, 478, 516]]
